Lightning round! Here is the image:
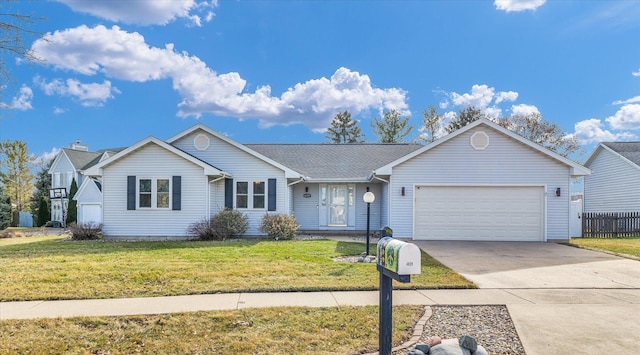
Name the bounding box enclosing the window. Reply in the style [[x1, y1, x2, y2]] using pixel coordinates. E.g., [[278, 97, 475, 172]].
[[157, 179, 170, 208], [139, 179, 152, 208], [236, 182, 248, 208], [138, 178, 170, 209], [66, 172, 74, 187], [253, 181, 265, 209], [53, 173, 61, 187]]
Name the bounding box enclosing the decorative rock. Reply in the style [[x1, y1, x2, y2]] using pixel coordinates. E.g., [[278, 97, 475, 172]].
[[458, 335, 477, 352], [408, 349, 425, 355], [426, 335, 442, 347], [472, 345, 488, 355], [414, 343, 431, 353], [429, 338, 471, 355], [357, 256, 365, 262]]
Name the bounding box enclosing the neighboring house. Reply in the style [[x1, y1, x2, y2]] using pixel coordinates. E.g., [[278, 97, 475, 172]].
[[78, 118, 588, 241], [584, 142, 640, 212], [48, 141, 122, 225]]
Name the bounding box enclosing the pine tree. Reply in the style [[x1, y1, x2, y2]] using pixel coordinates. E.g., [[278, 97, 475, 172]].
[[36, 196, 49, 227], [0, 185, 11, 230], [419, 105, 442, 143], [445, 106, 486, 133], [371, 109, 413, 143], [325, 111, 366, 143], [65, 178, 78, 225], [30, 160, 52, 222]]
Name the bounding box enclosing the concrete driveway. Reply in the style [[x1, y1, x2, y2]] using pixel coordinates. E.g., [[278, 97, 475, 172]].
[[412, 241, 640, 354], [412, 241, 640, 288]]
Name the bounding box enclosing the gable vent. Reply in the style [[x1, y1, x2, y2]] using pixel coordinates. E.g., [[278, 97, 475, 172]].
[[194, 134, 210, 151], [470, 131, 489, 150]]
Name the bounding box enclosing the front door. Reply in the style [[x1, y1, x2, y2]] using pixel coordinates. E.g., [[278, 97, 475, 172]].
[[328, 185, 347, 226]]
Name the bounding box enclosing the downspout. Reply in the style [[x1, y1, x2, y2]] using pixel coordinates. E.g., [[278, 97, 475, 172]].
[[208, 174, 231, 217], [370, 172, 390, 231]]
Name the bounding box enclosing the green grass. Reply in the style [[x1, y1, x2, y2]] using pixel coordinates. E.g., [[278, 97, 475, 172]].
[[0, 236, 474, 301], [0, 305, 424, 354], [570, 237, 640, 259]]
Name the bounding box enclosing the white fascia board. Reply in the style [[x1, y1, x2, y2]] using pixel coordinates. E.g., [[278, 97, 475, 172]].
[[374, 118, 591, 177], [83, 136, 228, 177], [47, 150, 70, 174], [167, 123, 303, 179], [587, 143, 640, 172]]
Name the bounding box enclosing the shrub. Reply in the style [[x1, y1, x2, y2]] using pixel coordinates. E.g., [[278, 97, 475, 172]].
[[189, 209, 248, 241], [68, 222, 103, 240], [259, 213, 299, 240]]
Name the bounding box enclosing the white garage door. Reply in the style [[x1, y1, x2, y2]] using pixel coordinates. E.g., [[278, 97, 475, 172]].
[[414, 186, 544, 241], [80, 204, 102, 224]]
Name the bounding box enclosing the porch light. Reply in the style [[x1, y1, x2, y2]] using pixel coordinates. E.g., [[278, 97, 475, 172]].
[[556, 188, 561, 197], [363, 192, 375, 255]]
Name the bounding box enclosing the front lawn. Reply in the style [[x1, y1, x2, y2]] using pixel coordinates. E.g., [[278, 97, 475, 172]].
[[0, 236, 474, 301], [570, 237, 640, 259], [0, 305, 424, 354]]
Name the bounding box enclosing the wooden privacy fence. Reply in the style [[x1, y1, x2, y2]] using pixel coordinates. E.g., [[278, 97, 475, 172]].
[[582, 212, 640, 238]]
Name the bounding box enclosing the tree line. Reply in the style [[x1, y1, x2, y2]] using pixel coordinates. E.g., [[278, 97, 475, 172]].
[[324, 106, 579, 158]]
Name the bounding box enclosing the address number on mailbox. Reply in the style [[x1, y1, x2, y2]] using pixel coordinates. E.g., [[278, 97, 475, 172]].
[[377, 237, 421, 275]]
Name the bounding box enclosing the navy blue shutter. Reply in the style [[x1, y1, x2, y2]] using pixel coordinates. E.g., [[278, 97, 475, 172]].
[[268, 178, 276, 211], [224, 178, 233, 209], [172, 176, 181, 210], [127, 176, 136, 210]]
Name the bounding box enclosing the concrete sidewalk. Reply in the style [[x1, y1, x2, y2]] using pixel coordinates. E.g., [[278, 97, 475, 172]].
[[3, 288, 640, 320]]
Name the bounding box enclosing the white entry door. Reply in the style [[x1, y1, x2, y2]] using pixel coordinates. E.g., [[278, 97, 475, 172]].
[[328, 185, 347, 226]]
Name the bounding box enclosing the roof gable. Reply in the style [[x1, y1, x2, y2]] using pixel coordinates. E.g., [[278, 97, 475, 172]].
[[74, 178, 102, 203], [585, 142, 640, 171], [374, 118, 590, 176], [167, 123, 303, 179], [83, 136, 228, 177]]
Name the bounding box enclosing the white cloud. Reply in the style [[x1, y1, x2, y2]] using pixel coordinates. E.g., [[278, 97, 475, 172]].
[[605, 104, 640, 130], [53, 107, 67, 115], [0, 85, 33, 110], [54, 0, 216, 26], [36, 77, 119, 107], [511, 103, 540, 116], [495, 91, 518, 104], [31, 147, 60, 166], [573, 118, 637, 144], [633, 68, 640, 77], [31, 25, 408, 131], [494, 0, 546, 12], [442, 84, 528, 119], [613, 95, 640, 105]]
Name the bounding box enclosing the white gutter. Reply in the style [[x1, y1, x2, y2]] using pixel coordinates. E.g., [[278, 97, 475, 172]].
[[288, 176, 308, 186]]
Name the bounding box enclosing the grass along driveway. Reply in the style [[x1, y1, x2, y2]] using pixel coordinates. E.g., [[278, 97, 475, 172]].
[[0, 236, 474, 301], [570, 237, 640, 259]]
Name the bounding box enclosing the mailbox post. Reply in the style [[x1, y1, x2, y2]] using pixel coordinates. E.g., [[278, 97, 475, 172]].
[[376, 237, 421, 355]]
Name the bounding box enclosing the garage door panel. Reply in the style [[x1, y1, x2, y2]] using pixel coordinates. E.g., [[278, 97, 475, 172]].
[[414, 186, 543, 241]]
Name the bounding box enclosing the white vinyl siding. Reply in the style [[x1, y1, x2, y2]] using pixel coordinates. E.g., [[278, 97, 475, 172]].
[[172, 130, 288, 235], [354, 184, 382, 231], [102, 144, 207, 237], [584, 148, 640, 212], [389, 126, 570, 241], [291, 184, 319, 230]]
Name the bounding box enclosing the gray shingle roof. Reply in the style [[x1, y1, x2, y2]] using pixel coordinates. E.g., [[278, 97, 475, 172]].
[[602, 142, 640, 167], [246, 144, 423, 180], [62, 148, 102, 170]]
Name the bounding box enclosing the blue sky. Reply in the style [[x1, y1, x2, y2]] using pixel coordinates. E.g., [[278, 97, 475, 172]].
[[1, 0, 639, 164]]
